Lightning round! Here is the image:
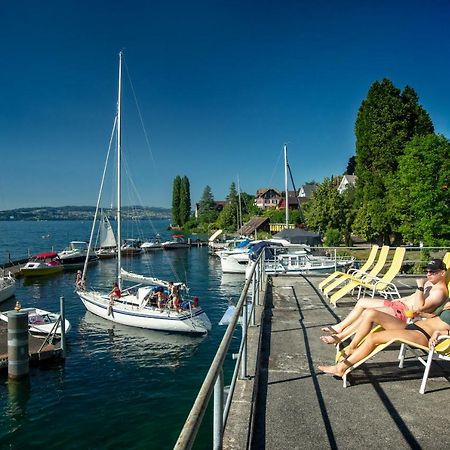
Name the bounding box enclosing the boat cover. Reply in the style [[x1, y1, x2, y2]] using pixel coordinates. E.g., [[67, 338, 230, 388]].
[[273, 229, 321, 246]]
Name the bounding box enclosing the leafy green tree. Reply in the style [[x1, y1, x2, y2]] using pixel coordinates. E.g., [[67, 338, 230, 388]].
[[179, 176, 191, 225], [217, 182, 239, 231], [304, 177, 346, 233], [198, 185, 218, 223], [172, 176, 181, 226], [387, 134, 450, 245], [353, 78, 434, 243]]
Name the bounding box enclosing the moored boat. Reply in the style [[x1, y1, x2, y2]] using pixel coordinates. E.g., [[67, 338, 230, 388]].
[[58, 241, 99, 268], [20, 252, 64, 277], [161, 235, 190, 249], [0, 307, 71, 336], [0, 272, 16, 303]]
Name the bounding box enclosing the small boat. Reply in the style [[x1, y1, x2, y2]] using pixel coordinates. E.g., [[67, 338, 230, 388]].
[[0, 307, 71, 337], [140, 235, 162, 251], [20, 252, 64, 277], [121, 238, 143, 256], [161, 235, 190, 249], [95, 213, 117, 259], [58, 241, 99, 268], [0, 272, 16, 303]]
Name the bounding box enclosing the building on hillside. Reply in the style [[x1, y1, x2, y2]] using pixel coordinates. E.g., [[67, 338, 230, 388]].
[[278, 190, 299, 210], [237, 216, 270, 236], [194, 200, 227, 219], [254, 188, 282, 209], [298, 182, 319, 199], [337, 174, 357, 194]]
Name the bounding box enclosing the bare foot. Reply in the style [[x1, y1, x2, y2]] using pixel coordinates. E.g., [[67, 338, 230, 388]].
[[320, 334, 341, 344], [318, 365, 344, 377]]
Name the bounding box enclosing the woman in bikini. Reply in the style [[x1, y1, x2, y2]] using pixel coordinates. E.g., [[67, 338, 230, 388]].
[[318, 300, 450, 377], [320, 259, 448, 345]]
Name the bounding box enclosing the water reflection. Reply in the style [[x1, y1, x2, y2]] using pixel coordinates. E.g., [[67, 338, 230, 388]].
[[220, 273, 245, 300], [4, 378, 30, 431], [78, 312, 205, 369]]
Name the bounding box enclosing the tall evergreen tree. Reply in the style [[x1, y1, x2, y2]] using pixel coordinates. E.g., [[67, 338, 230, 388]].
[[217, 182, 239, 231], [353, 78, 434, 243], [172, 175, 181, 226], [179, 176, 191, 225], [198, 185, 218, 223], [345, 156, 356, 175]]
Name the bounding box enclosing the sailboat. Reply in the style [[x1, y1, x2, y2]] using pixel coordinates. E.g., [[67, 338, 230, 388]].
[[76, 51, 211, 335], [95, 212, 117, 259]]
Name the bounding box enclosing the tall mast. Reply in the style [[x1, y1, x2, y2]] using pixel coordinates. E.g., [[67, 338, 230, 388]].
[[284, 143, 289, 229], [117, 51, 123, 288]]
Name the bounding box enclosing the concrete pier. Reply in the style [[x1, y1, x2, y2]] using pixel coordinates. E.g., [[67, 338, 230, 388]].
[[224, 275, 450, 449]]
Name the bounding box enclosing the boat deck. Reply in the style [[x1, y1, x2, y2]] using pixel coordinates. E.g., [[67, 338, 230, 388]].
[[0, 321, 63, 370]]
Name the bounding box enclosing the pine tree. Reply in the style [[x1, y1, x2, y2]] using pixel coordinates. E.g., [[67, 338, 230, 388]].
[[172, 176, 181, 226], [179, 176, 191, 225], [198, 185, 218, 223]]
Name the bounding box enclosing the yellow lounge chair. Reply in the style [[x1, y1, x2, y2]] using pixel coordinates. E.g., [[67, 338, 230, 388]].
[[323, 245, 389, 297], [318, 245, 379, 291], [329, 247, 405, 306]]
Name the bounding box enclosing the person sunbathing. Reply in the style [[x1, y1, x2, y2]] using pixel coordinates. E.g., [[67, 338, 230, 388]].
[[318, 302, 450, 377], [319, 259, 448, 345]]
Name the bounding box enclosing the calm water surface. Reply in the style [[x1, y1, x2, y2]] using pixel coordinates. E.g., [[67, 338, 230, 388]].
[[0, 220, 244, 449]]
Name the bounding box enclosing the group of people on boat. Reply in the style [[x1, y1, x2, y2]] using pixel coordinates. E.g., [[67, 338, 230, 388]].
[[318, 258, 450, 377], [145, 282, 199, 313]]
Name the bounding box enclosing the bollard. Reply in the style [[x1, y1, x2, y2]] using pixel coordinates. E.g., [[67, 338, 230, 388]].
[[8, 311, 29, 380]]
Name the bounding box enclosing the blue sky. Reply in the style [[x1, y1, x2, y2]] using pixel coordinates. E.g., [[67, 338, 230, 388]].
[[1, 0, 449, 210]]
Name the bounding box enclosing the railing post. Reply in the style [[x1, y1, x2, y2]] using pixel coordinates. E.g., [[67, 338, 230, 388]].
[[213, 369, 224, 450], [60, 296, 66, 359], [240, 297, 248, 379], [334, 248, 337, 272], [251, 273, 256, 326]]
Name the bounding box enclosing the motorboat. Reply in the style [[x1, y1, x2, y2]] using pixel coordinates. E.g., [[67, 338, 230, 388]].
[[76, 52, 211, 335], [20, 252, 64, 277], [121, 238, 143, 256], [218, 238, 309, 274], [161, 235, 190, 249], [58, 241, 99, 268], [0, 307, 71, 337], [0, 272, 16, 303], [244, 241, 355, 277], [140, 236, 162, 251]]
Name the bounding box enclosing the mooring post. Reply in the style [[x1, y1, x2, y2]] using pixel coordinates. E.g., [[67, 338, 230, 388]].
[[60, 296, 66, 359], [8, 311, 29, 380]]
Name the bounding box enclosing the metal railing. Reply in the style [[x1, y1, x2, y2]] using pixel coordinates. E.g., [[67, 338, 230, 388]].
[[174, 252, 267, 450]]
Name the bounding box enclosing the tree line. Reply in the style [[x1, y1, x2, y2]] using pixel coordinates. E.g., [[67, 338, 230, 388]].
[[172, 78, 449, 245], [304, 78, 449, 246]]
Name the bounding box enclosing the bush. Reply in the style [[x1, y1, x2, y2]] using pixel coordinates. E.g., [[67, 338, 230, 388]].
[[324, 228, 342, 246]]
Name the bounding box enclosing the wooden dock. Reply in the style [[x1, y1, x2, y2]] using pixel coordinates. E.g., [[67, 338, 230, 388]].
[[0, 321, 63, 370]]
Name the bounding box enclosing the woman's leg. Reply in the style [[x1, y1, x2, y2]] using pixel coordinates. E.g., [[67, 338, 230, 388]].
[[318, 327, 429, 377], [330, 298, 394, 333], [346, 309, 406, 352]]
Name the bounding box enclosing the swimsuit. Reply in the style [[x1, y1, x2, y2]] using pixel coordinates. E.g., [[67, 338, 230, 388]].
[[405, 322, 432, 341], [383, 300, 407, 321]]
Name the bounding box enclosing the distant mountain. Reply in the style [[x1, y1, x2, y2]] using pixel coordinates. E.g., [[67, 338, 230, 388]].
[[0, 206, 171, 221]]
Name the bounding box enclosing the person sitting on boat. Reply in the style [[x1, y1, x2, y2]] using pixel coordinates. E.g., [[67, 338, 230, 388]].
[[319, 259, 448, 345], [157, 289, 167, 311], [109, 282, 121, 302], [75, 270, 86, 290]]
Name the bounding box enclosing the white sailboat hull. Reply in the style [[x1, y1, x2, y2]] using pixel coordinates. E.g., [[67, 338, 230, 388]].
[[77, 291, 211, 335], [0, 275, 16, 303]]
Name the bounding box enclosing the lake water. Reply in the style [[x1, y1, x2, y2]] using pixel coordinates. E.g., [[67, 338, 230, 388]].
[[0, 220, 244, 449]]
